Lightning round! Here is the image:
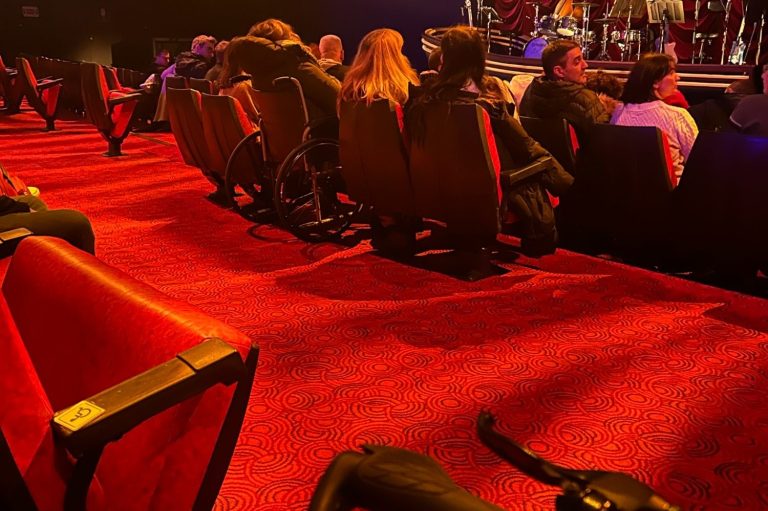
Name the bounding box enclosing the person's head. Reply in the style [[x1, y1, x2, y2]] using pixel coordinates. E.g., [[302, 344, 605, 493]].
[[154, 49, 171, 67], [621, 53, 678, 104], [542, 39, 587, 84], [214, 40, 229, 65], [191, 35, 216, 59], [437, 25, 487, 92], [751, 62, 768, 94], [319, 34, 344, 62], [427, 47, 442, 72], [339, 28, 418, 106], [248, 18, 301, 43], [585, 70, 623, 100]]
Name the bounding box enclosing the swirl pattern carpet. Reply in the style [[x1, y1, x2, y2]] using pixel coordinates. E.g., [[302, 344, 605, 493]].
[[2, 110, 768, 510]]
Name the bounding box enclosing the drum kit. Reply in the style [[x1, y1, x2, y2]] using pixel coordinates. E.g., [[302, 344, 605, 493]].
[[522, 0, 648, 61]]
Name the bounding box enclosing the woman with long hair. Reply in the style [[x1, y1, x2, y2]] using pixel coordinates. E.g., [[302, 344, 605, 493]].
[[611, 53, 698, 181], [405, 25, 573, 256], [339, 28, 419, 107], [216, 37, 259, 126]]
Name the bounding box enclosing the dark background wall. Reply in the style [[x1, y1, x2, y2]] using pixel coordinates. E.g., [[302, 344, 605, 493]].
[[0, 0, 462, 70]]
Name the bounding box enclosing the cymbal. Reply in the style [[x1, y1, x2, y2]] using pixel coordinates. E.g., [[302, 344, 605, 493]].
[[594, 17, 617, 22], [695, 32, 719, 40], [572, 2, 598, 7]]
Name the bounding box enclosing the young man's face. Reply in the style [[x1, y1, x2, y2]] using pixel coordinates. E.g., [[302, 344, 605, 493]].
[[195, 41, 215, 59], [554, 47, 588, 85]]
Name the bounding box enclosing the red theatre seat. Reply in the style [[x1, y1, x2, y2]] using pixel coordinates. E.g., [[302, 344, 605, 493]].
[[15, 57, 63, 130], [0, 56, 21, 111], [0, 236, 259, 510], [80, 63, 143, 156]]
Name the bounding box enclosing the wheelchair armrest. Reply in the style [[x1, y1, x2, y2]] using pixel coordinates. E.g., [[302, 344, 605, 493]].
[[500, 156, 554, 188], [51, 337, 245, 457], [36, 77, 64, 92], [230, 74, 252, 85]]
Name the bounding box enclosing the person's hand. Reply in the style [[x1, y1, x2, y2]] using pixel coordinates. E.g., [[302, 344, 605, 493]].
[[598, 93, 620, 115]]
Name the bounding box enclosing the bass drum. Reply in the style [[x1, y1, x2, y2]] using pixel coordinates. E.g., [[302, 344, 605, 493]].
[[523, 36, 549, 59]]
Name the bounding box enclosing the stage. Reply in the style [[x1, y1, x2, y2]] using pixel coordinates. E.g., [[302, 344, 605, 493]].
[[422, 26, 754, 92]]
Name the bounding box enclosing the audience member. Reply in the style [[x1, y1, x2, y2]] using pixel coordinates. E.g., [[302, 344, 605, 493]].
[[0, 168, 95, 255], [318, 35, 349, 81], [166, 34, 216, 80], [611, 53, 698, 182], [519, 39, 610, 139], [406, 26, 573, 256], [418, 47, 442, 85], [217, 38, 260, 125], [149, 49, 171, 77], [339, 28, 420, 253], [239, 19, 340, 124], [730, 62, 768, 136], [205, 40, 230, 84], [339, 28, 418, 107], [585, 70, 623, 100]]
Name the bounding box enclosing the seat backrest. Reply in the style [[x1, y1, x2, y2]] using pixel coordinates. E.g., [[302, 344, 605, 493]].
[[339, 99, 415, 215], [103, 66, 120, 90], [189, 78, 214, 95], [80, 62, 112, 130], [567, 123, 673, 247], [165, 75, 188, 90], [408, 101, 500, 245], [14, 57, 38, 99], [672, 131, 768, 266], [251, 77, 309, 165], [519, 116, 578, 175], [0, 56, 18, 105], [167, 87, 214, 173], [2, 236, 257, 511], [200, 93, 258, 182]]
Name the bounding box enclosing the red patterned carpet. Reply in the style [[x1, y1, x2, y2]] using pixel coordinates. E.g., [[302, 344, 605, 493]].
[[2, 110, 768, 510]]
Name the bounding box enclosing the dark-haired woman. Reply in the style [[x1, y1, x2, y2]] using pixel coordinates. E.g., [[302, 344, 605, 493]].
[[406, 26, 573, 255], [611, 53, 698, 182]]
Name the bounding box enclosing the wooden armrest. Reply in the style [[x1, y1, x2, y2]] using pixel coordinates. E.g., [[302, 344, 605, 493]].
[[36, 78, 64, 92], [500, 156, 554, 188], [51, 337, 245, 456], [0, 228, 32, 243]]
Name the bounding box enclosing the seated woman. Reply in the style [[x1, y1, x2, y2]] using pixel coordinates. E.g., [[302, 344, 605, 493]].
[[405, 26, 573, 256], [239, 18, 340, 126], [217, 37, 260, 126], [338, 28, 420, 252], [730, 62, 768, 136], [611, 53, 698, 182]]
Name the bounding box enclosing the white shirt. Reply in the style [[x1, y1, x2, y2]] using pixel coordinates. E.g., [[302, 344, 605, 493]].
[[611, 100, 698, 180]]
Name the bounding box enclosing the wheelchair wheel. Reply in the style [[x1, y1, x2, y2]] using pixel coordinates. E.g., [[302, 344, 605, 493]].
[[224, 131, 274, 220], [274, 138, 361, 242]]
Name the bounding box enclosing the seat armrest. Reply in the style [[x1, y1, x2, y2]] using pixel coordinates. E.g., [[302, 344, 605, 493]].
[[107, 91, 143, 107], [500, 156, 554, 187], [36, 78, 64, 92], [6, 68, 18, 78], [0, 228, 32, 243], [51, 338, 246, 456]]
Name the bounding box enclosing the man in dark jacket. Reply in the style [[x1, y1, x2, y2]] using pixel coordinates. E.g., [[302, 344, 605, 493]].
[[519, 39, 610, 139], [317, 35, 350, 82], [174, 35, 216, 79]]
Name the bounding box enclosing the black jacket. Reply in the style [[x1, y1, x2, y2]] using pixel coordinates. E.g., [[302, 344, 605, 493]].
[[519, 77, 609, 140], [235, 37, 340, 121], [174, 52, 213, 80]]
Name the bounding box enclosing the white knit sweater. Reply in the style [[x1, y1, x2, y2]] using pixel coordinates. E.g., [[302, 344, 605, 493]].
[[610, 100, 699, 179]]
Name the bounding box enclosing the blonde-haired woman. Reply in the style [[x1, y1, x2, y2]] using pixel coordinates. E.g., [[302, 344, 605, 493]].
[[339, 28, 419, 107]]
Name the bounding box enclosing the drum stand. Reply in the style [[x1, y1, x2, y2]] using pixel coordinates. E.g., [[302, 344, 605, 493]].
[[595, 18, 614, 60]]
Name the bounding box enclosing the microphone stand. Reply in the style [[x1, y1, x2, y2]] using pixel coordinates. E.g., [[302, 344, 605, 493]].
[[720, 0, 732, 64], [462, 0, 474, 27], [758, 11, 765, 64], [693, 0, 701, 62]]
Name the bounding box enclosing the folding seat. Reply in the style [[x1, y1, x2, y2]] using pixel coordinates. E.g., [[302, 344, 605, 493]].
[[80, 62, 143, 156], [200, 93, 264, 206], [14, 57, 63, 130], [189, 78, 214, 95], [0, 236, 259, 510], [671, 131, 768, 273], [166, 88, 222, 195], [165, 75, 188, 90], [519, 116, 578, 175], [0, 56, 21, 111], [559, 123, 674, 257]]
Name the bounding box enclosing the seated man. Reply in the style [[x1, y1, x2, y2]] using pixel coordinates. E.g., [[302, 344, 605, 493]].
[[317, 34, 349, 81], [0, 194, 95, 255], [730, 62, 768, 136], [518, 39, 611, 139], [165, 34, 217, 81]]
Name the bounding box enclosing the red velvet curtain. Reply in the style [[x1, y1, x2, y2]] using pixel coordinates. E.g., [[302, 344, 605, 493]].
[[494, 0, 766, 63]]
